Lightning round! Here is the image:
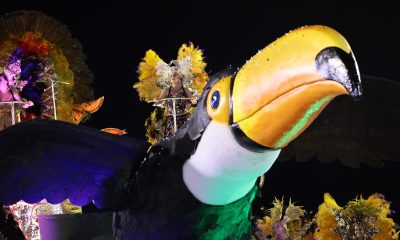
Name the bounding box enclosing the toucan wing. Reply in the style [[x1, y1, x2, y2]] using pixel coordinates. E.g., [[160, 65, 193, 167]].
[[0, 120, 150, 208], [278, 76, 400, 167]]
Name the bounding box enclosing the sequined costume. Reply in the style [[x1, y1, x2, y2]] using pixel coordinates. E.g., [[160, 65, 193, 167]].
[[163, 86, 191, 137]]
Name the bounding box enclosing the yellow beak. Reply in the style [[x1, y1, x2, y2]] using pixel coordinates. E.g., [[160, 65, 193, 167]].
[[232, 25, 361, 149]]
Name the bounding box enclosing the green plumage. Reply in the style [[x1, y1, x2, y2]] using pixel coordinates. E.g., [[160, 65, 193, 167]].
[[188, 186, 258, 240]]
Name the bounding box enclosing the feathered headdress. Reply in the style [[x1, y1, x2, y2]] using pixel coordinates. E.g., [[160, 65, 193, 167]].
[[133, 42, 208, 102], [315, 193, 398, 240], [0, 10, 95, 122]]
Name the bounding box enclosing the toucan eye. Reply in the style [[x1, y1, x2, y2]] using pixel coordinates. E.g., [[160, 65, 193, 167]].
[[206, 75, 231, 123], [211, 91, 220, 109]]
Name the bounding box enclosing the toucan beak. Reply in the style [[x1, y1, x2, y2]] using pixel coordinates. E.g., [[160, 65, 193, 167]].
[[232, 25, 361, 149]]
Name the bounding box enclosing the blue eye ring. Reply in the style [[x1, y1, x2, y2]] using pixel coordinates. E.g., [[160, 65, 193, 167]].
[[211, 91, 220, 109]]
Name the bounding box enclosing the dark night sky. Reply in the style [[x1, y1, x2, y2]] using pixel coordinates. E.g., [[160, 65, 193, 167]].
[[2, 3, 400, 221]]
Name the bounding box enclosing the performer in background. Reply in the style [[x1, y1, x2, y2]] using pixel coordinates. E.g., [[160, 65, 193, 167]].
[[134, 42, 208, 143]]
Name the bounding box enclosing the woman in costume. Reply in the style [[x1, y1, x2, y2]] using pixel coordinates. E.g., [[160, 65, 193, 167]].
[[154, 68, 198, 137], [134, 43, 208, 143], [315, 193, 398, 240]]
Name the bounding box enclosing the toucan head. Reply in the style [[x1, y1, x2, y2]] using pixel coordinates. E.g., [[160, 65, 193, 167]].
[[156, 25, 363, 205], [162, 25, 361, 156]]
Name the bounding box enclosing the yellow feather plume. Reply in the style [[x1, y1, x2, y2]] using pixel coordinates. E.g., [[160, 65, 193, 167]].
[[269, 197, 283, 222], [177, 42, 206, 74], [285, 199, 305, 221], [324, 192, 341, 209], [177, 42, 208, 96], [134, 50, 165, 102], [138, 49, 163, 80], [365, 194, 398, 240], [315, 193, 341, 240], [144, 107, 168, 144]]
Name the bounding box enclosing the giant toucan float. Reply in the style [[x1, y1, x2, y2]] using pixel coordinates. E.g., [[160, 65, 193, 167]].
[[2, 25, 398, 239]]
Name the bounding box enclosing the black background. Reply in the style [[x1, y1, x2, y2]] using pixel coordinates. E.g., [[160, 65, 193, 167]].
[[2, 3, 399, 221]]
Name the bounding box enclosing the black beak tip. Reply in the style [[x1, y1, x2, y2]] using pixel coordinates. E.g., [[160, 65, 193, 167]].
[[316, 47, 362, 99]]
